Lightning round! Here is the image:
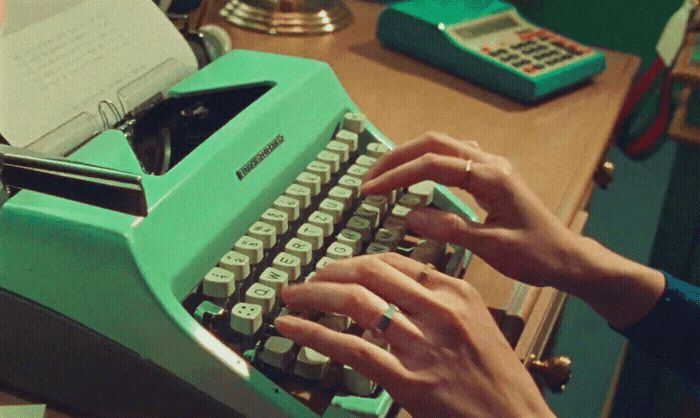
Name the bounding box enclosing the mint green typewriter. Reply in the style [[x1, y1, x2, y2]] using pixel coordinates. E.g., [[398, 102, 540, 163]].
[[0, 50, 477, 417]]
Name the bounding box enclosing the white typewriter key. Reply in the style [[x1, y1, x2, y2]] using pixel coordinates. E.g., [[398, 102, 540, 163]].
[[337, 175, 362, 199], [294, 347, 331, 380], [346, 216, 372, 241], [342, 365, 377, 397], [245, 283, 276, 315], [261, 208, 289, 234], [259, 336, 296, 370], [336, 229, 362, 255], [346, 164, 369, 180], [319, 198, 345, 223], [248, 221, 277, 249], [318, 312, 352, 331], [203, 267, 236, 299], [408, 180, 435, 206], [234, 236, 264, 264], [397, 193, 422, 209], [304, 272, 316, 282], [366, 242, 390, 255], [328, 186, 353, 207], [317, 150, 341, 173], [367, 142, 390, 159], [307, 160, 331, 184], [285, 184, 311, 209], [343, 112, 366, 134], [308, 211, 335, 237], [285, 238, 313, 266], [375, 228, 400, 249], [297, 223, 324, 250], [326, 140, 350, 163], [384, 189, 398, 205], [364, 195, 388, 214], [384, 216, 407, 238], [355, 155, 377, 168], [391, 204, 412, 220], [272, 252, 302, 281], [296, 172, 321, 196], [230, 303, 263, 336], [219, 251, 250, 281], [273, 195, 300, 221], [327, 242, 353, 260], [315, 256, 336, 272], [354, 204, 380, 228], [335, 129, 359, 152], [259, 267, 289, 293]]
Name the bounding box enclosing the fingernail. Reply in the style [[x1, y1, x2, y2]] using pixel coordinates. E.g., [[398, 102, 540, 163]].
[[273, 315, 293, 332], [361, 179, 375, 193]]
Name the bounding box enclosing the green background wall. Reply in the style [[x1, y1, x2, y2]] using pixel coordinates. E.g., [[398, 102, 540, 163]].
[[514, 1, 700, 417]]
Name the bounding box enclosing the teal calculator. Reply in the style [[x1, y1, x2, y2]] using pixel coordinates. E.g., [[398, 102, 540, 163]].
[[377, 0, 606, 102]]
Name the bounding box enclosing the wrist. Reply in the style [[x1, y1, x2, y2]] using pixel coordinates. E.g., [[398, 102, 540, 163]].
[[556, 235, 665, 328]]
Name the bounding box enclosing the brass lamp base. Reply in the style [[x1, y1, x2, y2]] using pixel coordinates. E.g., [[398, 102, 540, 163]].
[[221, 0, 353, 35]]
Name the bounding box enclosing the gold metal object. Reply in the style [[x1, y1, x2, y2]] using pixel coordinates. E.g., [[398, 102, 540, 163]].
[[221, 0, 352, 35], [527, 354, 572, 392], [417, 262, 435, 283], [594, 160, 615, 189]]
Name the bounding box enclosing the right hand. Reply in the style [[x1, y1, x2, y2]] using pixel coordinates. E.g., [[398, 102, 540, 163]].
[[362, 132, 578, 287], [362, 132, 665, 329]]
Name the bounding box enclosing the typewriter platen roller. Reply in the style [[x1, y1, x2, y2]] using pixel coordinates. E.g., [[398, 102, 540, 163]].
[[0, 50, 477, 417]]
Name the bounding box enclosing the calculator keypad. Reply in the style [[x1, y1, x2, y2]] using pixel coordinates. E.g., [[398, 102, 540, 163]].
[[481, 28, 592, 76]]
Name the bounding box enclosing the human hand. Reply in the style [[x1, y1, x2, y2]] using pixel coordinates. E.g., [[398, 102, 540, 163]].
[[275, 253, 554, 418], [362, 132, 577, 288], [362, 132, 665, 329]]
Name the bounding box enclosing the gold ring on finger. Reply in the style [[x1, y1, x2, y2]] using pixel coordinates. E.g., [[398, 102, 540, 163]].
[[417, 262, 435, 283]]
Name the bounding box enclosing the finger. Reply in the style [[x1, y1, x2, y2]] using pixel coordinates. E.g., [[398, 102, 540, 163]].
[[274, 315, 407, 390], [405, 207, 490, 252], [466, 140, 481, 149], [280, 281, 424, 346], [312, 256, 433, 314], [364, 133, 491, 183], [362, 154, 495, 200], [377, 252, 450, 287]]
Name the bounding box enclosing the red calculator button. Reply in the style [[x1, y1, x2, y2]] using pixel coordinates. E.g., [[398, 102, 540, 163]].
[[523, 65, 537, 74], [519, 30, 536, 41]]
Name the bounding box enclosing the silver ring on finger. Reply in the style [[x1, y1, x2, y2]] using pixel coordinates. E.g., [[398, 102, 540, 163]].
[[373, 303, 399, 336], [463, 159, 473, 190]]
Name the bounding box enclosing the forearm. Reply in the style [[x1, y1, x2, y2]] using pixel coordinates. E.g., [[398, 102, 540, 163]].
[[554, 235, 666, 329]]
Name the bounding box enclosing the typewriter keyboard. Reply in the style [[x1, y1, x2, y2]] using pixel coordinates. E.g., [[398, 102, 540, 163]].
[[182, 112, 459, 413]]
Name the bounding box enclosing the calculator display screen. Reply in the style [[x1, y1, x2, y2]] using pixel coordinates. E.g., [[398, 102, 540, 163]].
[[454, 15, 519, 40]]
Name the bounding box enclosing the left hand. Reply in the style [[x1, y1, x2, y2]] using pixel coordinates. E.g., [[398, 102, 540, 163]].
[[275, 253, 554, 418]]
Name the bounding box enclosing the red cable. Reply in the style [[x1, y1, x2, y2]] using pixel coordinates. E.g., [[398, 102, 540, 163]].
[[613, 55, 674, 156], [626, 73, 673, 156], [614, 57, 666, 135]]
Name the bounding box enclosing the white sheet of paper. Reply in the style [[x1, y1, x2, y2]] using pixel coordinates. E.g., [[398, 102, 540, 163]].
[[0, 0, 198, 153]]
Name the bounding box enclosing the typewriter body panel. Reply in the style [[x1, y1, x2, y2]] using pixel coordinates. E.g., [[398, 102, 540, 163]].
[[0, 50, 476, 417]]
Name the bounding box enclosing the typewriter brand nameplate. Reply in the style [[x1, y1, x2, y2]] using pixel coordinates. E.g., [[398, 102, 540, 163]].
[[237, 134, 285, 180]]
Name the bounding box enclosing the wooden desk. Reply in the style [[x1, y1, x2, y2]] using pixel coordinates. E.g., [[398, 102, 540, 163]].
[[204, 0, 639, 362], [1, 1, 640, 415]]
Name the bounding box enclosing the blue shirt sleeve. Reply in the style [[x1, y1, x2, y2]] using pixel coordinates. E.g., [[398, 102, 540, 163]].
[[615, 272, 700, 388]]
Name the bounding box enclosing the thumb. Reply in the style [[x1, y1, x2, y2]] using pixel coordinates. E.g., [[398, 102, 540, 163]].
[[406, 207, 486, 252]]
